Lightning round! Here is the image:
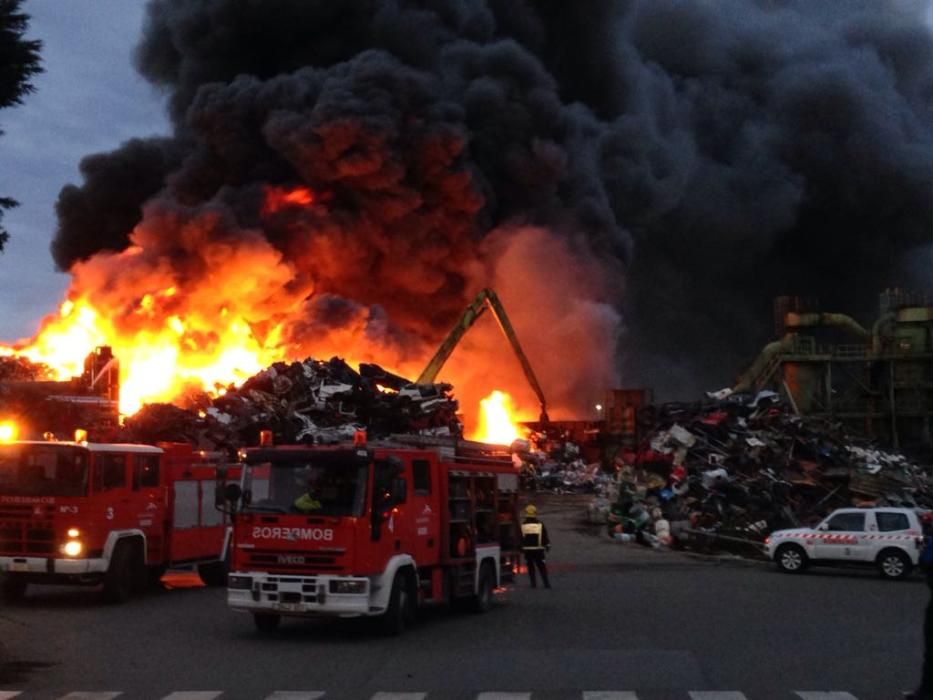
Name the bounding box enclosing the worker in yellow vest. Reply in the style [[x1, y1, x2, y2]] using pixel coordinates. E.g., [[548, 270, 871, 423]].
[[294, 479, 323, 513], [521, 504, 551, 589]]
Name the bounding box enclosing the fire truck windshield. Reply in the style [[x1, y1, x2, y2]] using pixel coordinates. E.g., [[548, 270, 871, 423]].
[[0, 444, 89, 497], [244, 452, 368, 517]]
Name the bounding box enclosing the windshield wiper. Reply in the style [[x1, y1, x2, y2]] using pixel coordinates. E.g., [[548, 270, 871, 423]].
[[244, 504, 290, 514]]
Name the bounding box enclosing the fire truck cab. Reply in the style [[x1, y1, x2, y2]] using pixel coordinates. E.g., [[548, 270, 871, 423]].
[[0, 438, 237, 602], [223, 434, 521, 634]]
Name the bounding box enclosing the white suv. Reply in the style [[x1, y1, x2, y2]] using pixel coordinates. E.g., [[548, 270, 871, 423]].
[[765, 508, 925, 580]]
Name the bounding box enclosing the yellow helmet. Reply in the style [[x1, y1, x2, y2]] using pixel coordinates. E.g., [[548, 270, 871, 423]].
[[525, 504, 537, 516]]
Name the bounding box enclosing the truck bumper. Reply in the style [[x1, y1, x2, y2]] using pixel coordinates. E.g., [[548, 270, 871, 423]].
[[227, 572, 373, 617], [0, 555, 108, 577]]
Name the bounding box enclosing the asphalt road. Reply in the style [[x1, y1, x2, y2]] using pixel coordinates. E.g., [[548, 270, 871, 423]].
[[0, 494, 925, 700]]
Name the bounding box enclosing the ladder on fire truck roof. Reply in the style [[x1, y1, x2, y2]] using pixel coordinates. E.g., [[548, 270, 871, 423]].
[[384, 433, 513, 466]]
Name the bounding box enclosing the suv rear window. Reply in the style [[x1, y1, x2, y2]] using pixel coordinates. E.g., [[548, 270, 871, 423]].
[[876, 512, 910, 532]]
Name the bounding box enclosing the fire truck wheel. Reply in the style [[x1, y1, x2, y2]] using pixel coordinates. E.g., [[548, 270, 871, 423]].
[[253, 613, 281, 634], [471, 562, 495, 613], [471, 562, 496, 613], [877, 548, 912, 580], [1, 574, 27, 603], [380, 570, 415, 636], [103, 540, 142, 603], [198, 560, 228, 587], [147, 565, 167, 588], [774, 543, 808, 574]]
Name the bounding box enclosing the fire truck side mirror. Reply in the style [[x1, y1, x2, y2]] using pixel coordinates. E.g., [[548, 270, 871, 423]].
[[222, 482, 243, 509], [391, 477, 407, 506]]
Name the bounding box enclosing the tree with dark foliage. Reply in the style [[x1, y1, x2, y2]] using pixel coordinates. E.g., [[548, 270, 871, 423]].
[[0, 0, 41, 253]]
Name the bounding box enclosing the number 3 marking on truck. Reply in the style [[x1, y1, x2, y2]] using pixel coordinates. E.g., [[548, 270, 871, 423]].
[[106, 507, 114, 520]]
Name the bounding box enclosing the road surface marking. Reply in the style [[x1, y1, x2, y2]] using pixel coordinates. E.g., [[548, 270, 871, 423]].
[[0, 693, 21, 699]]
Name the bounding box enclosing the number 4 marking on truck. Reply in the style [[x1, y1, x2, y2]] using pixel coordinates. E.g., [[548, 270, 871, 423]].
[[106, 507, 114, 520]]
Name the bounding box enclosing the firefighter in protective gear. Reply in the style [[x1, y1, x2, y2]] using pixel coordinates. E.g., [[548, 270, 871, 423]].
[[294, 479, 323, 513], [521, 504, 551, 588]]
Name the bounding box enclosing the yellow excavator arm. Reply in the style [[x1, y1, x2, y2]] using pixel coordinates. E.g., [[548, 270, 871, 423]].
[[416, 288, 549, 423]]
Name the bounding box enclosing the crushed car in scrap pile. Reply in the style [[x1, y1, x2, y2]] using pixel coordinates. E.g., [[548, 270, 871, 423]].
[[121, 356, 463, 451]]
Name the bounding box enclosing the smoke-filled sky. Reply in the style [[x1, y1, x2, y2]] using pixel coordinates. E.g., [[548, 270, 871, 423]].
[[5, 0, 933, 407], [0, 1, 168, 340]]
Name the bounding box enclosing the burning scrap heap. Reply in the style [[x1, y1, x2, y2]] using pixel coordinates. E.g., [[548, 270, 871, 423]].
[[122, 357, 461, 450], [589, 391, 933, 555], [0, 348, 120, 440]]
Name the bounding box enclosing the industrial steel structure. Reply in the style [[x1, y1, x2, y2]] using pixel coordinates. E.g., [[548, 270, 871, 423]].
[[735, 290, 933, 448]]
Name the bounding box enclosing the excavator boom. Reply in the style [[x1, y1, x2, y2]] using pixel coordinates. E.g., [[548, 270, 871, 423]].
[[416, 288, 549, 422]]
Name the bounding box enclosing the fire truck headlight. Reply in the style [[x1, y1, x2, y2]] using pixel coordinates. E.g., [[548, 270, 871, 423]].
[[67, 528, 80, 538], [227, 574, 252, 590], [61, 540, 83, 557], [329, 579, 367, 595]]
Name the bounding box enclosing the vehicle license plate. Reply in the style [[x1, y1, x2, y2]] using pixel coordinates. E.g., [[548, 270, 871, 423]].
[[10, 562, 28, 572], [273, 602, 302, 612]]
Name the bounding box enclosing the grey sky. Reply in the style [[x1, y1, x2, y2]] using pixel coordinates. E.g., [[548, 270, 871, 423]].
[[0, 0, 167, 342]]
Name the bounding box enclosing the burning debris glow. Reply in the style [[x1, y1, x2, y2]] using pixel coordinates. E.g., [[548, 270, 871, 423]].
[[0, 422, 17, 443], [472, 390, 522, 445], [2, 289, 288, 416], [262, 186, 315, 215]]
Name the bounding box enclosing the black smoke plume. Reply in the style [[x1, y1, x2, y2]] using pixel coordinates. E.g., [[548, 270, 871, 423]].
[[50, 0, 933, 401]]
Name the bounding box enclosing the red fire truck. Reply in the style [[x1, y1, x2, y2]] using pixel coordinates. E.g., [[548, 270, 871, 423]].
[[221, 433, 521, 634], [0, 435, 237, 602]]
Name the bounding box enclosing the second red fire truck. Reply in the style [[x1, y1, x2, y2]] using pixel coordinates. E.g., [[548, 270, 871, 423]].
[[221, 432, 521, 634], [0, 433, 237, 602]]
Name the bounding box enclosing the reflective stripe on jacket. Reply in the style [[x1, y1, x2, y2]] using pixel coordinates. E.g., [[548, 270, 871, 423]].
[[294, 493, 322, 512], [522, 521, 544, 551]]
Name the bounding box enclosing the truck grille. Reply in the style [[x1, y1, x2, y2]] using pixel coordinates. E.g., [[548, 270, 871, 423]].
[[245, 548, 342, 572], [0, 503, 56, 555]]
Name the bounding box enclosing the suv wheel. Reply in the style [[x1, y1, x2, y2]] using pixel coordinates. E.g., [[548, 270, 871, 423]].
[[878, 548, 912, 580], [775, 543, 808, 573]]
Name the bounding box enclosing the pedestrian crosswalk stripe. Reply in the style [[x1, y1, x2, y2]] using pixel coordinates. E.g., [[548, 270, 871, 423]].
[[0, 690, 878, 698]]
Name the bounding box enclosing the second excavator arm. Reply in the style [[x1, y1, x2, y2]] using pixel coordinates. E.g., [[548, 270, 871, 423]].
[[416, 288, 550, 423]]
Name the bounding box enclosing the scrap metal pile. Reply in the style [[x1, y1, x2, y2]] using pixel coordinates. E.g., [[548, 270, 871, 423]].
[[588, 391, 933, 556], [122, 357, 462, 449], [512, 436, 611, 493]]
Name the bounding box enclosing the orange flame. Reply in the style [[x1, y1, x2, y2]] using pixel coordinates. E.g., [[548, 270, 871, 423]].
[[470, 390, 523, 444], [1, 195, 565, 434], [3, 293, 284, 416], [262, 186, 315, 214]]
